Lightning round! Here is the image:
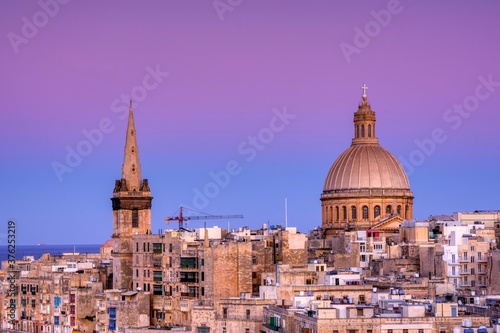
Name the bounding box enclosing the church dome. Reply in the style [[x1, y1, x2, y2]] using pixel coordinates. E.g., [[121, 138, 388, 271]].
[[323, 144, 410, 192], [320, 85, 414, 229]]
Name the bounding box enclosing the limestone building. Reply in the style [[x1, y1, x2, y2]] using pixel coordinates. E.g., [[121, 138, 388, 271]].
[[321, 85, 414, 232], [112, 101, 153, 290]]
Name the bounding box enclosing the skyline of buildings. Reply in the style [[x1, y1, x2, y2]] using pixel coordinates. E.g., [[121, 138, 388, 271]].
[[1, 87, 500, 333]]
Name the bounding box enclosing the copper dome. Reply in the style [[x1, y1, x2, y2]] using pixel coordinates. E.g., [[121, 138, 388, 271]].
[[323, 143, 410, 192]]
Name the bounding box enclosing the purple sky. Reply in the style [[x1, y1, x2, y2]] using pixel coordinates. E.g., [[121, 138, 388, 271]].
[[1, 0, 500, 245]]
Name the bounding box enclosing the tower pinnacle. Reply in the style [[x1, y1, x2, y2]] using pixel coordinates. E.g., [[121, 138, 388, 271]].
[[121, 101, 143, 191]]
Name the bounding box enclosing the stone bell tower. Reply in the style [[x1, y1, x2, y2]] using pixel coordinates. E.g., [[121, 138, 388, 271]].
[[111, 101, 152, 290]]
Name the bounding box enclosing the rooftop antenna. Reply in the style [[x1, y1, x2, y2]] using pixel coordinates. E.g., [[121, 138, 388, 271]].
[[285, 197, 288, 229]]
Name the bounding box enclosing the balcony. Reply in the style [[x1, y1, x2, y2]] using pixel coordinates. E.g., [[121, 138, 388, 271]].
[[180, 292, 198, 298], [459, 258, 469, 263], [460, 270, 470, 275]]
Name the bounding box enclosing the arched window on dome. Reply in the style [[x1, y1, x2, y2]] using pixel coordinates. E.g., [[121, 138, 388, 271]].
[[356, 125, 360, 138], [368, 124, 372, 137], [361, 125, 365, 137], [335, 206, 340, 222], [362, 206, 368, 220], [342, 206, 347, 221], [397, 205, 402, 216], [328, 206, 332, 222], [374, 205, 381, 218], [351, 206, 357, 221]]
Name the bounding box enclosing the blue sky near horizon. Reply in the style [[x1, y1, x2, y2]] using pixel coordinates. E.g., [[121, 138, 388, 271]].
[[1, 0, 499, 245]]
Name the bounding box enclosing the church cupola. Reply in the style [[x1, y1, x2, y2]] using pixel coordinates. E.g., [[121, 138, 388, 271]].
[[352, 84, 379, 145]]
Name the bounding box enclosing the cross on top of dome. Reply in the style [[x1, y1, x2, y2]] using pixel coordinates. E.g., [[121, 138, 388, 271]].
[[361, 83, 368, 98]]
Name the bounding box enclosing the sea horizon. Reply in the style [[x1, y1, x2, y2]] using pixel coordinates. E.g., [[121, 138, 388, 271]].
[[0, 244, 102, 262]]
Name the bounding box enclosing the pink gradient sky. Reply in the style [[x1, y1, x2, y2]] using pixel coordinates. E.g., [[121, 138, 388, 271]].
[[1, 0, 500, 244]]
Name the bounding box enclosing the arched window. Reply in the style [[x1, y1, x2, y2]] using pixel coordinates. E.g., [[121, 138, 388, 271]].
[[362, 206, 368, 220], [374, 205, 381, 218], [361, 124, 365, 137], [397, 205, 402, 215], [343, 206, 347, 221], [351, 206, 357, 221], [356, 125, 360, 138], [335, 206, 340, 222], [386, 205, 392, 214], [368, 124, 372, 137]]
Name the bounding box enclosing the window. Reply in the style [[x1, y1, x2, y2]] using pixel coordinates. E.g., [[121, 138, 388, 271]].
[[386, 205, 392, 214], [201, 287, 204, 296], [368, 124, 372, 137], [388, 330, 393, 333], [397, 205, 401, 215], [359, 295, 365, 304], [54, 316, 59, 325], [360, 244, 366, 252], [452, 254, 456, 263], [343, 206, 347, 220], [452, 266, 456, 275], [136, 269, 139, 277], [360, 255, 366, 262], [201, 258, 204, 266], [223, 308, 228, 319], [403, 330, 408, 333], [357, 308, 363, 316], [374, 244, 382, 250], [361, 124, 365, 137], [374, 206, 380, 218], [471, 268, 475, 275], [471, 256, 475, 263], [246, 309, 250, 320], [109, 319, 116, 331], [197, 328, 210, 333], [464, 252, 468, 260], [132, 209, 139, 228], [245, 329, 249, 333], [201, 272, 205, 281], [153, 284, 162, 295], [154, 271, 162, 282], [153, 243, 162, 253], [222, 328, 226, 333], [419, 330, 424, 333], [169, 243, 173, 253], [336, 206, 340, 221], [108, 307, 116, 319], [478, 252, 482, 260], [352, 206, 357, 220], [362, 206, 368, 219], [252, 256, 257, 265], [471, 246, 475, 252]]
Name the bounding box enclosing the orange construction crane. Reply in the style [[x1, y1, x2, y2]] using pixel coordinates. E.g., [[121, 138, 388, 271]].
[[165, 206, 243, 230]]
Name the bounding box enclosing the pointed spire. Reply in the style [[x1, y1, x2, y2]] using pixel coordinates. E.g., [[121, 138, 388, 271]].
[[121, 101, 143, 191]]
